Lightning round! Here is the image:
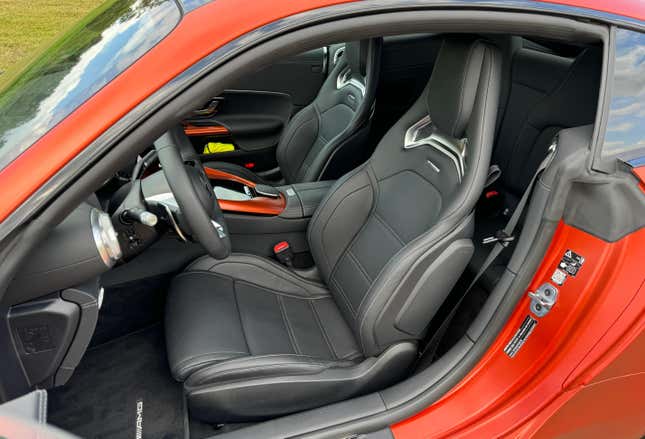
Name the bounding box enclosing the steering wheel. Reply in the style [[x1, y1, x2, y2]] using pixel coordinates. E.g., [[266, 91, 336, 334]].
[[153, 126, 231, 259]]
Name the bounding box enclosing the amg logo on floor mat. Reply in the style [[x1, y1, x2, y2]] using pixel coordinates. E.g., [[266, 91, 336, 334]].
[[135, 399, 143, 439]]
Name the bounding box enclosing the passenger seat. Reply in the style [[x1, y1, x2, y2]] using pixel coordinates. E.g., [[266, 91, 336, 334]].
[[204, 39, 382, 185], [470, 43, 602, 289]]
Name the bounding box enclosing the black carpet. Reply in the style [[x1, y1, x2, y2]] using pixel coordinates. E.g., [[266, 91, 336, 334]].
[[48, 325, 184, 439]]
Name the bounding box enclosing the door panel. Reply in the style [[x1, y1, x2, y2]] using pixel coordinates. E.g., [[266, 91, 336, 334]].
[[185, 90, 292, 171], [184, 49, 327, 171], [231, 48, 327, 112]]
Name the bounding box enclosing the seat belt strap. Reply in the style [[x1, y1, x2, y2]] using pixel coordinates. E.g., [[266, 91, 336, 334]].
[[417, 147, 556, 362]]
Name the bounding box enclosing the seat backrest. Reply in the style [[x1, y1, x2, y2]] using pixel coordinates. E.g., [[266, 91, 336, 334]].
[[493, 45, 601, 200], [308, 37, 502, 356], [276, 39, 381, 184]]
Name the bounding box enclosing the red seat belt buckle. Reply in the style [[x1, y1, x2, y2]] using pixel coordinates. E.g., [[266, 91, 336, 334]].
[[273, 241, 294, 267]]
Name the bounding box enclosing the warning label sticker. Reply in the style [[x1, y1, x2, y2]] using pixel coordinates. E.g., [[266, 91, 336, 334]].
[[504, 315, 538, 358], [558, 249, 585, 278]]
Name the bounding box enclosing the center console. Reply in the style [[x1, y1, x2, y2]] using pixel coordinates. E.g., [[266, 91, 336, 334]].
[[204, 167, 333, 219], [205, 167, 333, 256], [141, 166, 332, 257]]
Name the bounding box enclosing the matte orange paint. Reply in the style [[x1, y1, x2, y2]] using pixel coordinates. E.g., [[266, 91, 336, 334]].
[[633, 166, 645, 193], [0, 0, 643, 436], [540, 0, 645, 21], [393, 221, 645, 438], [0, 0, 637, 223], [531, 330, 645, 438]]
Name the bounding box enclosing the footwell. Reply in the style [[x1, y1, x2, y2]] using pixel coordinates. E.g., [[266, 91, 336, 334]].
[[48, 325, 184, 439]]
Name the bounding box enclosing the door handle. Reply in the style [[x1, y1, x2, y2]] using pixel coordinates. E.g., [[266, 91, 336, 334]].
[[193, 97, 224, 118]]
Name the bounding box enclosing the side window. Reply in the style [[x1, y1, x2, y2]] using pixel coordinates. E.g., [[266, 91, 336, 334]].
[[602, 28, 645, 159]]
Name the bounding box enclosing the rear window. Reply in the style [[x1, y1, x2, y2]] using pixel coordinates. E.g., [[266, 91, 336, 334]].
[[603, 28, 645, 158], [0, 0, 181, 170]]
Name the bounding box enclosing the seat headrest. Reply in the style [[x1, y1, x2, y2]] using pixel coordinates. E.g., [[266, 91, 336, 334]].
[[426, 37, 488, 139], [344, 40, 369, 77]]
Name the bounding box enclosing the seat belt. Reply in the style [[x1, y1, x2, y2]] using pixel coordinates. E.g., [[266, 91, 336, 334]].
[[416, 146, 557, 364]]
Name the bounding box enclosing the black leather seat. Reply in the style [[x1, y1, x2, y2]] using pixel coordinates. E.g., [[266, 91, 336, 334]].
[[204, 39, 382, 185], [165, 37, 502, 422]]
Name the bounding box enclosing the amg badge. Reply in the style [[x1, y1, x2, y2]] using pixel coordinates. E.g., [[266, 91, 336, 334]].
[[135, 399, 143, 439]]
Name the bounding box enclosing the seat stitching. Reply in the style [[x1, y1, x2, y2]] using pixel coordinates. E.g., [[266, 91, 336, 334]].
[[358, 45, 498, 353], [189, 363, 337, 386], [238, 278, 330, 301], [180, 269, 329, 300], [280, 107, 318, 183], [327, 165, 377, 282], [176, 352, 248, 377], [340, 350, 363, 361], [277, 295, 301, 355], [318, 179, 372, 276], [307, 163, 367, 258], [309, 300, 338, 359], [347, 250, 373, 283], [232, 280, 251, 354], [330, 277, 356, 316], [373, 212, 406, 246], [194, 257, 329, 291]]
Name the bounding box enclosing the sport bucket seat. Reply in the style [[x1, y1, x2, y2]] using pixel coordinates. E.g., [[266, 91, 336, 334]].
[[204, 39, 382, 184], [165, 36, 502, 422]]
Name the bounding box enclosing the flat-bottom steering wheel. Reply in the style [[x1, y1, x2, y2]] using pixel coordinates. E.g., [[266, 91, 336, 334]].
[[153, 126, 231, 259]]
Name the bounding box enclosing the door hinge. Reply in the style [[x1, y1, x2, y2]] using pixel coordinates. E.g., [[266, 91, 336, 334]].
[[528, 283, 558, 317]]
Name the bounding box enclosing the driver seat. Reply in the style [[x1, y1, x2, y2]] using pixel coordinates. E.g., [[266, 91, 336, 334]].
[[165, 37, 501, 423]]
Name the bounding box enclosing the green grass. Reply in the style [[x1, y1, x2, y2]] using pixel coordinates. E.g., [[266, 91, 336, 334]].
[[0, 0, 105, 79]]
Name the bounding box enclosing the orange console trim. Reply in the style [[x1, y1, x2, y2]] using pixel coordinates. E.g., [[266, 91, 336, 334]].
[[204, 166, 285, 216], [184, 124, 229, 136], [204, 167, 256, 188], [218, 197, 285, 216]]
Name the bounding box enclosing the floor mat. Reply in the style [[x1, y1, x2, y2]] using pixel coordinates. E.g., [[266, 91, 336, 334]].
[[48, 325, 184, 439]]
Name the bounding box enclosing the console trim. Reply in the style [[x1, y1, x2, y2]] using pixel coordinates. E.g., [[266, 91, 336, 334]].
[[204, 167, 286, 215]]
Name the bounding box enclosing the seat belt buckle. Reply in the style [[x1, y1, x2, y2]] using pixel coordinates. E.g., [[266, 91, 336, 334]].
[[273, 241, 294, 267], [482, 230, 515, 247]]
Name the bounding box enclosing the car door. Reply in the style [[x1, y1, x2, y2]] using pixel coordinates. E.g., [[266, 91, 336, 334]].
[[183, 48, 327, 172]]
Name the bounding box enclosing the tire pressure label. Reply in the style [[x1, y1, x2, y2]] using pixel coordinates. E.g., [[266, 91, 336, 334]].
[[504, 315, 537, 358]]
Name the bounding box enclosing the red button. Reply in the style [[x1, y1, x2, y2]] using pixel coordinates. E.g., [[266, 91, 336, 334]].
[[273, 241, 289, 253]]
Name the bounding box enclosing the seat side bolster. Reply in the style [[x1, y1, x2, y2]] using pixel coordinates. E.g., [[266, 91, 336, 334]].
[[184, 354, 357, 388], [185, 342, 416, 423], [186, 253, 330, 299]]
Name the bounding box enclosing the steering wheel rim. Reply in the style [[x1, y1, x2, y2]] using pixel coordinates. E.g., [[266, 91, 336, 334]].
[[153, 127, 231, 259]]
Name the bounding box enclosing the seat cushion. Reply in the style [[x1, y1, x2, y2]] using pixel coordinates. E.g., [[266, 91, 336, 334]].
[[165, 254, 362, 381]]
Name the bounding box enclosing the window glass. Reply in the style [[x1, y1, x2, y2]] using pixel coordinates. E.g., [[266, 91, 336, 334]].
[[603, 28, 645, 157], [0, 0, 180, 170]]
